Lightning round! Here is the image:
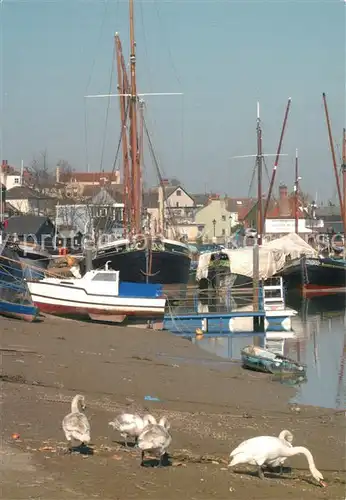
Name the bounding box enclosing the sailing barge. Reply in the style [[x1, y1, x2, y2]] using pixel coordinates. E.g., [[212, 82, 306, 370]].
[[280, 94, 346, 296], [80, 2, 191, 289], [280, 255, 346, 296]]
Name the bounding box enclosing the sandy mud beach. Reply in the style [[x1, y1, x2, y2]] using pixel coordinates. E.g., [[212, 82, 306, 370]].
[[0, 315, 344, 499]]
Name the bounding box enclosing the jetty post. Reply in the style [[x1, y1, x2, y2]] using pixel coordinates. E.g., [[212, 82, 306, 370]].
[[252, 244, 264, 332]]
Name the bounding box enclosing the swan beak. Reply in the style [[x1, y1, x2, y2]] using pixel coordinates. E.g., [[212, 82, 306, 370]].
[[319, 480, 327, 488]]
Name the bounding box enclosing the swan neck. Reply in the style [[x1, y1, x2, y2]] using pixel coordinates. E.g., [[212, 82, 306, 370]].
[[159, 416, 169, 429], [290, 446, 316, 471], [71, 395, 81, 413], [279, 429, 293, 444], [143, 414, 156, 426]]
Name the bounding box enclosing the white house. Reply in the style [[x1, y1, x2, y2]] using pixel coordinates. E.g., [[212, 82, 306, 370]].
[[0, 160, 22, 190], [55, 187, 124, 234], [194, 198, 234, 242]]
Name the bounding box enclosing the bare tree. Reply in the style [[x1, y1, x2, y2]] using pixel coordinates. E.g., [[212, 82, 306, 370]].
[[29, 150, 54, 194], [56, 159, 74, 183], [56, 202, 90, 235]]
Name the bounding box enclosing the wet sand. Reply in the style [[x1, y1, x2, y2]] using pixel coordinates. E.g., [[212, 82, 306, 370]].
[[1, 315, 344, 499]]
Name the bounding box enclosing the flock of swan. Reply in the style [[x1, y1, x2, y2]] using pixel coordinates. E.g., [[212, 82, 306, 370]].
[[62, 394, 327, 487], [62, 394, 171, 467]]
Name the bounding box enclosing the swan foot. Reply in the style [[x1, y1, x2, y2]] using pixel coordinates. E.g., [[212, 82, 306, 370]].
[[140, 451, 145, 466], [257, 465, 265, 480], [266, 465, 292, 475], [122, 436, 130, 449], [266, 465, 282, 474], [157, 453, 168, 468]]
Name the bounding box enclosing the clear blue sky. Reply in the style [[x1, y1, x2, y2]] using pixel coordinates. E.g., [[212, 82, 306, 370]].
[[0, 0, 345, 201]]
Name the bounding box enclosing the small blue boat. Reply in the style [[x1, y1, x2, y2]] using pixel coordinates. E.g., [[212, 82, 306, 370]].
[[0, 243, 39, 322], [241, 345, 306, 374]]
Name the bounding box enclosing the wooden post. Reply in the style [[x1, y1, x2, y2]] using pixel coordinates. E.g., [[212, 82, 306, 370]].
[[294, 149, 299, 234], [252, 244, 260, 309], [85, 248, 93, 272], [342, 128, 346, 256], [252, 244, 260, 331]]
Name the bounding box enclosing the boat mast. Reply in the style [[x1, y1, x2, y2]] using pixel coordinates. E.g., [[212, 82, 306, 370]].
[[115, 34, 131, 237], [129, 0, 141, 235], [138, 99, 144, 227], [256, 102, 263, 246], [342, 128, 346, 244], [322, 92, 345, 233], [263, 98, 291, 221], [230, 103, 288, 244], [294, 148, 299, 234]]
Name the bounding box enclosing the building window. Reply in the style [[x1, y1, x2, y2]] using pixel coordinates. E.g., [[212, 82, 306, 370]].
[[14, 177, 19, 184], [176, 189, 181, 196], [176, 201, 179, 207], [222, 229, 226, 236], [222, 215, 226, 221]]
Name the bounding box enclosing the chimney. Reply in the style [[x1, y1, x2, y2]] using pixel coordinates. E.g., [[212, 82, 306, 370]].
[[278, 183, 290, 216], [56, 166, 60, 183]]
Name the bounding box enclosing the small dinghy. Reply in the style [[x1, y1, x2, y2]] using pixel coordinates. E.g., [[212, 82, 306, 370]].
[[241, 345, 306, 374]]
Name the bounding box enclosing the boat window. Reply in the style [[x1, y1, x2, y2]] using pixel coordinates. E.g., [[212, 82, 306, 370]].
[[92, 273, 118, 281]]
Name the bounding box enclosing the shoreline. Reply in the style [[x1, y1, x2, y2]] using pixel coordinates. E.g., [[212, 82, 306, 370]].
[[1, 315, 344, 499]]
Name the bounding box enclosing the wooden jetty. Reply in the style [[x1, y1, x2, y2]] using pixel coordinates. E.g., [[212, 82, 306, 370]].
[[164, 309, 266, 335], [164, 277, 297, 335]]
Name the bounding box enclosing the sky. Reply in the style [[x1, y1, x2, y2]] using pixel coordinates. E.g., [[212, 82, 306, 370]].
[[0, 0, 345, 201]]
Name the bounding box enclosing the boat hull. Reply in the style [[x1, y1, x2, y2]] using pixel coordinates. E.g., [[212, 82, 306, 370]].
[[0, 300, 38, 322], [0, 246, 39, 322], [281, 256, 346, 296], [241, 345, 305, 374], [90, 247, 191, 288], [26, 279, 166, 324]]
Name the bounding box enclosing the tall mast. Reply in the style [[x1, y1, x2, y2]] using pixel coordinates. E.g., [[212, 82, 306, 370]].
[[322, 93, 345, 233], [115, 34, 131, 237], [264, 97, 292, 221], [342, 128, 346, 247], [294, 148, 299, 234], [256, 102, 263, 246], [138, 99, 144, 222], [129, 0, 141, 234]]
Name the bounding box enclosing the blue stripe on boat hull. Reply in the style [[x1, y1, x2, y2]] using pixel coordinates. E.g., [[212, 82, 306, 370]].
[[0, 301, 38, 322]]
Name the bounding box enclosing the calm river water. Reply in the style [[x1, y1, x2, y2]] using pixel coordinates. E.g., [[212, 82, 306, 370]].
[[173, 293, 346, 410]]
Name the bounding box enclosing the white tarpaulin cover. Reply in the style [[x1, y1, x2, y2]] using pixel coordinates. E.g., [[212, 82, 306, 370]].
[[196, 233, 317, 281], [263, 233, 317, 259]]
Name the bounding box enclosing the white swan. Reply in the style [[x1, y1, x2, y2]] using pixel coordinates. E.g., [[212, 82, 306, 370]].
[[229, 432, 325, 486], [137, 416, 172, 467], [279, 429, 293, 445], [62, 394, 91, 451], [108, 413, 157, 448], [264, 430, 294, 470]]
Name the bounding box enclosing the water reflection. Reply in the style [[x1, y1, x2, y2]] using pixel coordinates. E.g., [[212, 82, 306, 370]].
[[287, 294, 346, 410], [176, 292, 346, 410], [190, 333, 265, 359]]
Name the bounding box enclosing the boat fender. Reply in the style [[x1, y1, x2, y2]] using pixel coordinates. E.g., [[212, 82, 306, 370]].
[[132, 235, 147, 251]]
